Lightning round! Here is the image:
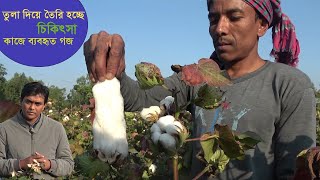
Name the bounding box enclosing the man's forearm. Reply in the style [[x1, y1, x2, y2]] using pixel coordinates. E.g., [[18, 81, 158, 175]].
[[120, 72, 192, 112], [0, 159, 20, 176]]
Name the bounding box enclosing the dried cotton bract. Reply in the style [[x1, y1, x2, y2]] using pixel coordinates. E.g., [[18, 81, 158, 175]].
[[92, 78, 128, 164]]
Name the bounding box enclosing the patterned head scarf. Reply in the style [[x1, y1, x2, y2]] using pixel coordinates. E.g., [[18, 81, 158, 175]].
[[209, 0, 300, 67], [243, 0, 300, 67]]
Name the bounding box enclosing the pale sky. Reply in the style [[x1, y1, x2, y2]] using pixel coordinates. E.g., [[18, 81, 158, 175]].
[[1, 0, 319, 92]]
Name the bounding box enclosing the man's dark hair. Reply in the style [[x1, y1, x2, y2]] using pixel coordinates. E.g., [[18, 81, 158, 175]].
[[20, 82, 49, 104]]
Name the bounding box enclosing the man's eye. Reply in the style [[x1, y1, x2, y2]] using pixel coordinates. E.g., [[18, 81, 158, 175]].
[[230, 16, 242, 21]]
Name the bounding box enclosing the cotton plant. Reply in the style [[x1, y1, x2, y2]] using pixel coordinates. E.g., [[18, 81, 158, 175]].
[[135, 60, 262, 180], [140, 97, 190, 180], [141, 102, 189, 153], [77, 60, 261, 179]]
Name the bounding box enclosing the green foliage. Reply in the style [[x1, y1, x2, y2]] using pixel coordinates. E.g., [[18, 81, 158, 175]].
[[48, 85, 67, 111], [67, 75, 93, 107], [197, 124, 261, 178], [0, 64, 7, 100], [75, 153, 112, 178], [3, 73, 37, 103]]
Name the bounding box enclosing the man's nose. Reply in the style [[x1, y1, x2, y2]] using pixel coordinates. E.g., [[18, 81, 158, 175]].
[[29, 103, 35, 110], [215, 16, 229, 36]]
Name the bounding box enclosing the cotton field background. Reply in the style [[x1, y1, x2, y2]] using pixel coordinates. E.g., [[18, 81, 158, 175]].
[[0, 63, 319, 179]]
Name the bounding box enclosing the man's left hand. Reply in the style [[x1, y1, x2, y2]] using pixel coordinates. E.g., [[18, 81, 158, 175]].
[[34, 152, 51, 171]]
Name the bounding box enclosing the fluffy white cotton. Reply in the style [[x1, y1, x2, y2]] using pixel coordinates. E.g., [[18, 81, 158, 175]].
[[148, 164, 157, 174], [151, 131, 162, 145], [150, 123, 161, 133], [156, 115, 175, 131], [164, 123, 182, 135], [159, 133, 177, 152], [140, 106, 161, 121], [92, 78, 128, 164]]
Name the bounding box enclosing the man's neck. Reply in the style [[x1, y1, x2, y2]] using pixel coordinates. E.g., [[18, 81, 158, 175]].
[[225, 56, 265, 79]]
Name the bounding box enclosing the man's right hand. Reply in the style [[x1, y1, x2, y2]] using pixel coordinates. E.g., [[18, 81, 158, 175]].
[[83, 31, 126, 82], [19, 153, 45, 170]]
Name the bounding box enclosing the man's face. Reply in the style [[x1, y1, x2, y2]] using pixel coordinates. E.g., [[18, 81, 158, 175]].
[[21, 94, 46, 124], [208, 0, 263, 62]]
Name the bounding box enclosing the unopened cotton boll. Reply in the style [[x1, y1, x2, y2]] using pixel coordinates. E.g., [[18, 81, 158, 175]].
[[92, 78, 128, 164], [159, 133, 177, 152], [140, 106, 161, 121], [157, 115, 175, 131]]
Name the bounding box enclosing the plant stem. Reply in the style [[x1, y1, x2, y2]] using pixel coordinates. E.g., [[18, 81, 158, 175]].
[[186, 135, 218, 142], [192, 165, 211, 180], [185, 137, 203, 142], [173, 154, 179, 180]]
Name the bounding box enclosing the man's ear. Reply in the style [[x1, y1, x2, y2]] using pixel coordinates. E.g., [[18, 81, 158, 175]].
[[257, 19, 269, 37]]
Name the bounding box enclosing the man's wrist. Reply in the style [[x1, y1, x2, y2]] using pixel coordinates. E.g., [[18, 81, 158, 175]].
[[14, 159, 23, 172], [47, 159, 51, 171]]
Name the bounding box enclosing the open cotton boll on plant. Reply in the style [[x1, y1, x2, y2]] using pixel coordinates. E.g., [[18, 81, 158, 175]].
[[92, 78, 128, 164]]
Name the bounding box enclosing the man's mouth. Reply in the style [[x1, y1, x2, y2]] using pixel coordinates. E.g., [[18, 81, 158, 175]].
[[216, 43, 231, 51]]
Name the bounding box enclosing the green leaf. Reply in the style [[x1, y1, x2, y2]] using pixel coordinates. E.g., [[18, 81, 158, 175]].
[[142, 170, 150, 179], [210, 149, 230, 172], [214, 124, 244, 159], [235, 131, 262, 150], [135, 62, 164, 89], [75, 153, 110, 178], [193, 84, 223, 109], [200, 133, 218, 163]]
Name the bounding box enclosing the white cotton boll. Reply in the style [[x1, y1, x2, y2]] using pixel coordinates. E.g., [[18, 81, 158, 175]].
[[160, 96, 174, 110], [164, 123, 182, 135], [157, 115, 175, 131], [62, 116, 69, 122], [92, 78, 128, 164], [159, 133, 177, 152], [140, 106, 161, 121], [151, 131, 162, 145], [148, 164, 157, 174], [150, 123, 161, 133]]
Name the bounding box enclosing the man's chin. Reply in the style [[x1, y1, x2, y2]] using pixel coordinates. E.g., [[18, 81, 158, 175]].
[[23, 114, 37, 122]]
